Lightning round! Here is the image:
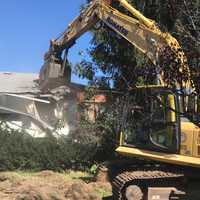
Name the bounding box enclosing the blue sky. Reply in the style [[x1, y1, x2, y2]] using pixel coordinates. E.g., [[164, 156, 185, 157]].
[[0, 0, 92, 84]]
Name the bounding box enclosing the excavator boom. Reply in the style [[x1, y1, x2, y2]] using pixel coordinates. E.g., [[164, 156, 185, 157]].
[[40, 0, 191, 90]]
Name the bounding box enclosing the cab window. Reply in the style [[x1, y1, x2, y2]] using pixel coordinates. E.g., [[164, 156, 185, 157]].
[[123, 90, 179, 153]]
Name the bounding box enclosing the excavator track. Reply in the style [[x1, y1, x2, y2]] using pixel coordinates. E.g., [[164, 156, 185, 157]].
[[112, 168, 185, 200]]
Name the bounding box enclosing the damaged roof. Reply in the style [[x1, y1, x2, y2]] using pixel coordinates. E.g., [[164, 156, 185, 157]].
[[0, 72, 40, 94]]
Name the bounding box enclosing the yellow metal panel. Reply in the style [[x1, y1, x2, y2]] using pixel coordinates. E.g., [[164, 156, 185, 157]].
[[117, 0, 155, 28], [180, 122, 194, 157], [116, 146, 200, 168], [179, 120, 200, 158], [168, 94, 176, 122], [193, 128, 200, 157], [119, 131, 125, 146]]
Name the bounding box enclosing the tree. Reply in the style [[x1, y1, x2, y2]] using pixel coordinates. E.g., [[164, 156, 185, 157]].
[[171, 0, 200, 93], [76, 0, 200, 91]]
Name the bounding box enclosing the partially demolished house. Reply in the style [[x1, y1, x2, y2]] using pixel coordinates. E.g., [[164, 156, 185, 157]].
[[0, 57, 108, 137], [0, 72, 85, 137]]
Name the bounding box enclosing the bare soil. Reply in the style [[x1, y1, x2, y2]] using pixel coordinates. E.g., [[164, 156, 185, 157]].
[[0, 171, 112, 200]]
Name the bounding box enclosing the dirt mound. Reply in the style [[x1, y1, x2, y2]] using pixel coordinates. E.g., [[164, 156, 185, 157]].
[[65, 182, 100, 200], [16, 188, 48, 200], [95, 165, 109, 183], [0, 171, 111, 200], [36, 170, 56, 177]]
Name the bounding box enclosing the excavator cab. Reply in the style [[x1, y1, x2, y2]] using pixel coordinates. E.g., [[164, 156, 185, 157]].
[[120, 86, 180, 154]]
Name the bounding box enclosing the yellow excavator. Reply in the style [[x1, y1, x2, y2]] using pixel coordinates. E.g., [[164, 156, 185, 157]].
[[40, 0, 200, 199]]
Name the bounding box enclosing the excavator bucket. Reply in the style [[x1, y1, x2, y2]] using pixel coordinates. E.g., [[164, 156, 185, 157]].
[[39, 59, 62, 91], [39, 52, 71, 91]]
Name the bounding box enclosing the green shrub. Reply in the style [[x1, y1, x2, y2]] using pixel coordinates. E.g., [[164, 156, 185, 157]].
[[0, 122, 99, 171]]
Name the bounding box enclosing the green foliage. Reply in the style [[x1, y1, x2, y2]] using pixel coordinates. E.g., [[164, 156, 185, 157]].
[[0, 122, 101, 171], [76, 92, 123, 163], [90, 164, 98, 174]]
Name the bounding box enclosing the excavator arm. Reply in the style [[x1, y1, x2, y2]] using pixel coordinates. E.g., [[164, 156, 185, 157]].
[[40, 0, 191, 90]]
